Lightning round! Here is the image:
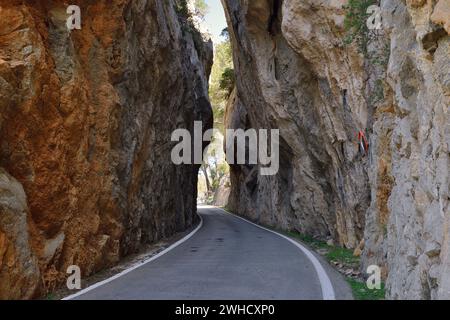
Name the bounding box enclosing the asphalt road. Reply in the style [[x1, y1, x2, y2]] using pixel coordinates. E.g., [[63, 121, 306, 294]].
[[69, 206, 349, 300]]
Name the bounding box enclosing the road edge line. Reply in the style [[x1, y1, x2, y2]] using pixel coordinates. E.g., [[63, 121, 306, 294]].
[[62, 214, 204, 300], [220, 207, 336, 300]]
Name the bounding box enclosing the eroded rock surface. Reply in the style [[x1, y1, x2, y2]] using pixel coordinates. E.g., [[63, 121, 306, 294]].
[[0, 168, 39, 299], [222, 0, 371, 248], [368, 0, 449, 300], [222, 0, 449, 299], [0, 0, 212, 298]]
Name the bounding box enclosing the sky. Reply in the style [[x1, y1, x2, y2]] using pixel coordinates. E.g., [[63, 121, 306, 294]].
[[203, 0, 228, 43]]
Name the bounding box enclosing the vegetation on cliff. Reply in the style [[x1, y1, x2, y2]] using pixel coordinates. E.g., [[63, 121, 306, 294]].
[[198, 34, 233, 204]]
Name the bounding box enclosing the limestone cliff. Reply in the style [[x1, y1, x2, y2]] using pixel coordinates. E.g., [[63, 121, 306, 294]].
[[223, 0, 371, 249], [364, 0, 449, 300], [0, 0, 212, 298], [222, 0, 449, 299]]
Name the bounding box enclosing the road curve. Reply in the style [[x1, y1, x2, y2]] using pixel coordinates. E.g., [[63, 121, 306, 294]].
[[69, 207, 335, 300]]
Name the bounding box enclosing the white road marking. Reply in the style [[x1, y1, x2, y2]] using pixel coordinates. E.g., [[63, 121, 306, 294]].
[[219, 207, 336, 300], [62, 215, 204, 300], [63, 205, 335, 300]]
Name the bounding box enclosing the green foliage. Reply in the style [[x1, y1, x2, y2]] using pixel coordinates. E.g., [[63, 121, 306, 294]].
[[369, 42, 390, 67], [193, 0, 208, 20], [286, 231, 359, 266], [174, 0, 209, 59], [343, 0, 390, 108], [46, 293, 56, 300], [346, 278, 386, 300], [199, 20, 233, 204], [369, 78, 385, 105], [219, 68, 235, 98], [174, 0, 190, 19], [201, 152, 230, 205], [343, 0, 390, 66], [209, 40, 234, 128], [287, 230, 385, 300], [343, 0, 378, 55], [343, 0, 391, 67], [175, 0, 208, 20], [325, 247, 360, 266], [223, 208, 385, 300], [285, 231, 329, 249]]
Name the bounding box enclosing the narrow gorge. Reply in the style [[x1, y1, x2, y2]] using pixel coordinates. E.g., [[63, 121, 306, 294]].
[[0, 0, 449, 301]]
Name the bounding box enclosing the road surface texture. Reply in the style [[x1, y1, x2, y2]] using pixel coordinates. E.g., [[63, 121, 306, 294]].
[[69, 206, 352, 300]]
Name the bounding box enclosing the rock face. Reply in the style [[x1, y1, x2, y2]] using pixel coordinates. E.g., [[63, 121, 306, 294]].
[[222, 0, 449, 299], [222, 0, 371, 248], [0, 0, 212, 298], [364, 0, 449, 300]]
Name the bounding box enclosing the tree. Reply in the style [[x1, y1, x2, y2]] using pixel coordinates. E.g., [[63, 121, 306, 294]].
[[201, 134, 230, 204], [220, 27, 230, 40], [209, 40, 234, 130], [174, 0, 209, 22], [219, 68, 235, 99], [193, 0, 208, 20]]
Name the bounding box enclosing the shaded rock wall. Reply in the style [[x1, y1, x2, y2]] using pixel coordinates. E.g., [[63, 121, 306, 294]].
[[222, 0, 449, 299], [222, 0, 371, 248], [0, 0, 212, 298], [0, 168, 40, 299], [363, 0, 449, 300]]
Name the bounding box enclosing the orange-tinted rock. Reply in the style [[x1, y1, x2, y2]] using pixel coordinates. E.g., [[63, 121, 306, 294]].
[[407, 0, 427, 8]]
